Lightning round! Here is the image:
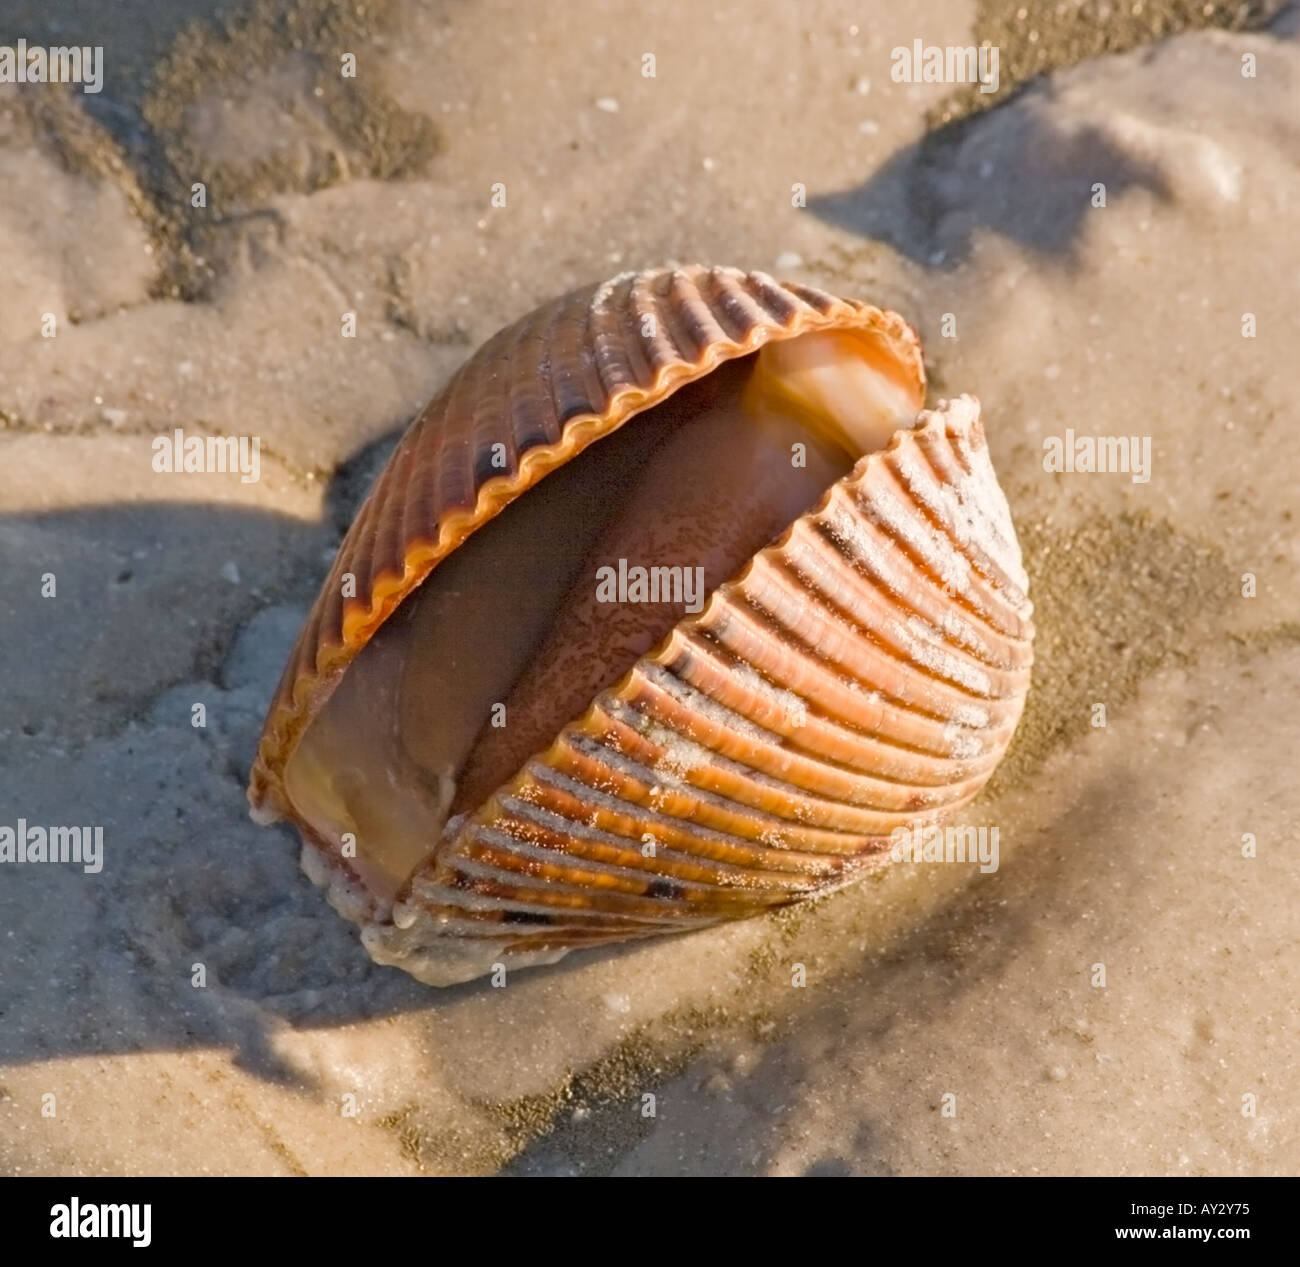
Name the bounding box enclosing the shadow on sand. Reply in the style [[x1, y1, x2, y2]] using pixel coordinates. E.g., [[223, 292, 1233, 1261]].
[[809, 97, 1170, 271]]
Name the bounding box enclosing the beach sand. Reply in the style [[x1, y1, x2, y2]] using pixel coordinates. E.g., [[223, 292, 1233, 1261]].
[[0, 0, 1296, 1174]]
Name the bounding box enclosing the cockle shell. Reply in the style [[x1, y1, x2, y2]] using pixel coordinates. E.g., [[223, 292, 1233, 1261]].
[[248, 265, 1033, 985]]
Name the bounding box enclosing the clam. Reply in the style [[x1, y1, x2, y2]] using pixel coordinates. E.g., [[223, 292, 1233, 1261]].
[[248, 265, 1034, 985]]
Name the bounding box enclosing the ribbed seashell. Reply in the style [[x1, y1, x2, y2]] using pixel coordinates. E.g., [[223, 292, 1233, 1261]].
[[248, 265, 1033, 985]]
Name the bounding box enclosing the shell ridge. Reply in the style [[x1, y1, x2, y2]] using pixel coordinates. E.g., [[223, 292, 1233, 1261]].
[[458, 819, 808, 902], [776, 521, 1031, 686], [500, 759, 851, 874], [627, 658, 996, 814], [696, 590, 1016, 760], [810, 486, 1032, 667], [898, 409, 1032, 606], [546, 722, 872, 851], [595, 694, 926, 838], [851, 460, 1022, 636], [741, 550, 1015, 708], [653, 633, 1001, 787], [480, 798, 825, 891]]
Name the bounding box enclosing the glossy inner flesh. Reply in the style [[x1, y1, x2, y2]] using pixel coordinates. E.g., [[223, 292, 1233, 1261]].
[[284, 329, 925, 901]]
